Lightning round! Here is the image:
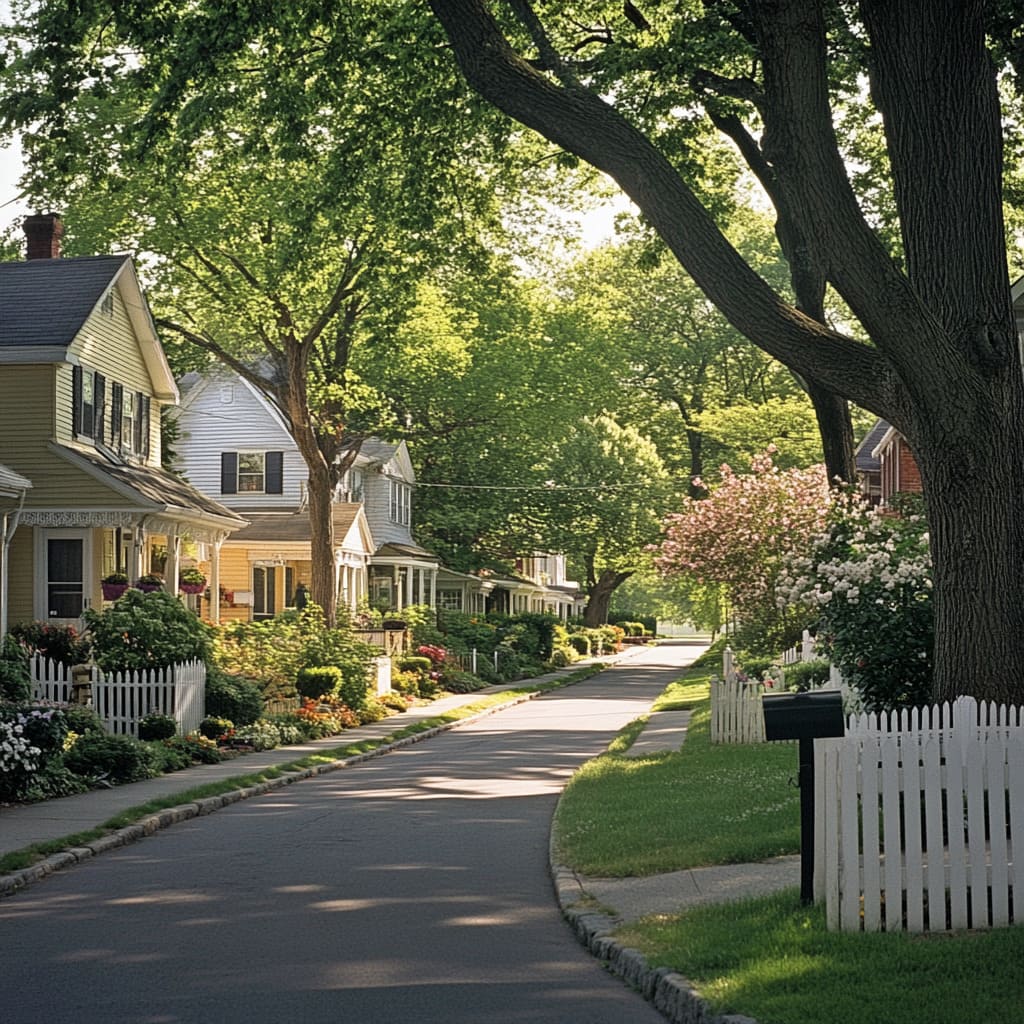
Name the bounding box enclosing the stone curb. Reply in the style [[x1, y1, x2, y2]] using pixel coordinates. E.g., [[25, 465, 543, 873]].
[[0, 685, 550, 900], [550, 862, 758, 1024]]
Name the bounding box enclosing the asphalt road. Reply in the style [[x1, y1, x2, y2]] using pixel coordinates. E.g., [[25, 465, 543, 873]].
[[0, 642, 704, 1024]]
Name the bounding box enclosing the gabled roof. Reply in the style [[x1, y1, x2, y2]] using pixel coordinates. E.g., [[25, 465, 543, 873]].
[[0, 255, 177, 400], [855, 419, 889, 474], [0, 462, 31, 496], [374, 540, 437, 563], [0, 256, 128, 350], [227, 503, 372, 551]]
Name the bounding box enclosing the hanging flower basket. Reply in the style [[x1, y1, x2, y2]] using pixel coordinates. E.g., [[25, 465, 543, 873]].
[[179, 568, 207, 595], [135, 574, 164, 593], [101, 581, 129, 601]]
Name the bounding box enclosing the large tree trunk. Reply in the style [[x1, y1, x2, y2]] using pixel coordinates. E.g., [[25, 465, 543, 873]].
[[582, 568, 633, 627]]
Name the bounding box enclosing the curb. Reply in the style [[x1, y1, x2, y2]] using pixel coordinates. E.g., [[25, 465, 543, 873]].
[[551, 864, 758, 1024], [0, 684, 555, 900]]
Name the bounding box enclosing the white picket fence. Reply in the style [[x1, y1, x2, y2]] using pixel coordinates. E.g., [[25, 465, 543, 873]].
[[815, 696, 1024, 933], [31, 655, 205, 738]]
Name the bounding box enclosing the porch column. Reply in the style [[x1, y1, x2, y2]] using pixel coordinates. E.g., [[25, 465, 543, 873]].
[[417, 567, 425, 606], [130, 523, 145, 582], [405, 565, 413, 608], [209, 538, 223, 624], [429, 568, 437, 610], [165, 527, 181, 595]]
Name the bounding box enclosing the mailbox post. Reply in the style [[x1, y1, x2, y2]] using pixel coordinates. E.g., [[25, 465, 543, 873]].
[[762, 690, 845, 904]]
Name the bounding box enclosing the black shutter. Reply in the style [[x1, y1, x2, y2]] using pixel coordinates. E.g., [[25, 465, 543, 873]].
[[110, 384, 123, 449], [266, 451, 284, 494], [137, 393, 150, 458], [92, 373, 106, 442], [71, 365, 83, 435], [221, 452, 238, 494]]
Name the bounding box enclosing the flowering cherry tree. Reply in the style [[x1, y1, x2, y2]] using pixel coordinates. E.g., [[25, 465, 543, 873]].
[[653, 450, 830, 645]]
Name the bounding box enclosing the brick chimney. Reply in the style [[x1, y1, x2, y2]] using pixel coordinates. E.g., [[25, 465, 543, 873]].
[[24, 213, 64, 260]]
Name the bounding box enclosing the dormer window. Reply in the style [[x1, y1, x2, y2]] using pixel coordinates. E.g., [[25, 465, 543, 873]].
[[339, 467, 364, 503]]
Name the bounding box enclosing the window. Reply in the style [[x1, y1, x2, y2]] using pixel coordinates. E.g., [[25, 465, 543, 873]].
[[72, 365, 105, 441], [339, 468, 364, 503], [100, 290, 114, 316], [253, 566, 277, 619], [389, 479, 411, 526], [221, 451, 284, 495], [437, 589, 463, 611], [238, 452, 265, 492]]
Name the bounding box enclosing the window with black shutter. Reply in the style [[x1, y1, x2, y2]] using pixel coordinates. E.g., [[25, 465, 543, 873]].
[[72, 365, 83, 435], [110, 383, 124, 450], [92, 373, 106, 442], [221, 452, 238, 494], [266, 451, 284, 494]]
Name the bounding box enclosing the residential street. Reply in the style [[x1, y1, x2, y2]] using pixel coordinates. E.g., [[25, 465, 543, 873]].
[[0, 642, 704, 1024]]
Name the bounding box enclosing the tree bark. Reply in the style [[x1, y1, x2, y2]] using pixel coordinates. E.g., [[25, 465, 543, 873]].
[[583, 568, 633, 627]]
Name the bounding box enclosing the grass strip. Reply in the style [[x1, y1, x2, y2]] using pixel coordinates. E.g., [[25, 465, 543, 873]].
[[553, 650, 800, 875], [1, 662, 605, 876], [615, 891, 1024, 1024]]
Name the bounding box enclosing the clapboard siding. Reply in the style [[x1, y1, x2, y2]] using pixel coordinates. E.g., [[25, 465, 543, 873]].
[[173, 375, 304, 508], [362, 469, 415, 547], [72, 288, 152, 393], [6, 525, 35, 626], [0, 365, 56, 445]]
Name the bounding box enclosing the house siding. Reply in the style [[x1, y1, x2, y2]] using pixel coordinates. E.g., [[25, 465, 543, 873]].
[[6, 525, 35, 626], [0, 366, 57, 450], [363, 469, 416, 547], [173, 376, 304, 508]]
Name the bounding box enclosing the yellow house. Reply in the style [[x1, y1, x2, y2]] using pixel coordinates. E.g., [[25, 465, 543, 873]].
[[0, 214, 246, 633]]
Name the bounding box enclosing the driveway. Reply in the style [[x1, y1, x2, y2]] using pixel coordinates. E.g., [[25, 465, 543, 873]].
[[0, 642, 705, 1023]]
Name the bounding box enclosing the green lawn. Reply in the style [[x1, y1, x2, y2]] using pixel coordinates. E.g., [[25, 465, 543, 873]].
[[552, 647, 1024, 1024]]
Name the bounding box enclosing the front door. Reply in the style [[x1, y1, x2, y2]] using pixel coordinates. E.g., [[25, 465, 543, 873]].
[[37, 529, 92, 626]]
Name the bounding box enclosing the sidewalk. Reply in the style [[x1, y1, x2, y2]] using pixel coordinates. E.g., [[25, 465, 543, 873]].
[[0, 649, 647, 873]]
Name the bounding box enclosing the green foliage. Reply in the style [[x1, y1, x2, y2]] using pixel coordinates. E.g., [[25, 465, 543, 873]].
[[296, 666, 344, 701], [9, 621, 91, 666], [442, 670, 489, 694], [59, 703, 105, 736], [398, 656, 433, 676], [784, 659, 832, 692], [84, 590, 212, 670], [0, 634, 31, 702], [204, 669, 263, 726], [137, 712, 177, 741], [779, 493, 933, 710], [160, 733, 223, 764], [63, 732, 157, 784], [198, 716, 234, 741]]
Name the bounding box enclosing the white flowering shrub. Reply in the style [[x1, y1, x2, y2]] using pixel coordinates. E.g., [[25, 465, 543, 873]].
[[0, 706, 67, 802], [777, 492, 933, 711]]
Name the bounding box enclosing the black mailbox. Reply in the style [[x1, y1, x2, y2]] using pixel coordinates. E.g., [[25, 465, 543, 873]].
[[762, 690, 845, 741], [762, 689, 846, 904]]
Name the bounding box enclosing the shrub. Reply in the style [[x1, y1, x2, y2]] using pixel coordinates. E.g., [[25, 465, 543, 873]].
[[263, 715, 306, 745], [162, 733, 222, 764], [785, 659, 832, 692], [205, 669, 264, 726], [64, 732, 157, 784], [137, 711, 177, 741], [22, 757, 92, 800], [9, 621, 91, 667], [379, 691, 412, 712], [296, 665, 344, 701], [60, 704, 105, 735], [357, 698, 390, 724], [390, 669, 422, 696], [146, 740, 194, 772], [736, 654, 776, 682], [566, 634, 590, 657], [0, 705, 67, 801], [233, 719, 283, 751], [199, 715, 235, 741], [399, 656, 433, 676], [0, 633, 31, 702], [443, 670, 488, 694], [549, 647, 575, 668], [84, 590, 212, 670]]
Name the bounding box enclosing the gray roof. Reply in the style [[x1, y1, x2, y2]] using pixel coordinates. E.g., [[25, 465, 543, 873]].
[[0, 255, 130, 350], [228, 504, 364, 545], [855, 419, 890, 474], [374, 540, 437, 561], [56, 444, 244, 524]]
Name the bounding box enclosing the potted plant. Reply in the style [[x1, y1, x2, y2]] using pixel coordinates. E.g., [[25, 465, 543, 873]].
[[101, 572, 130, 601], [135, 572, 164, 593], [179, 567, 207, 595]]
